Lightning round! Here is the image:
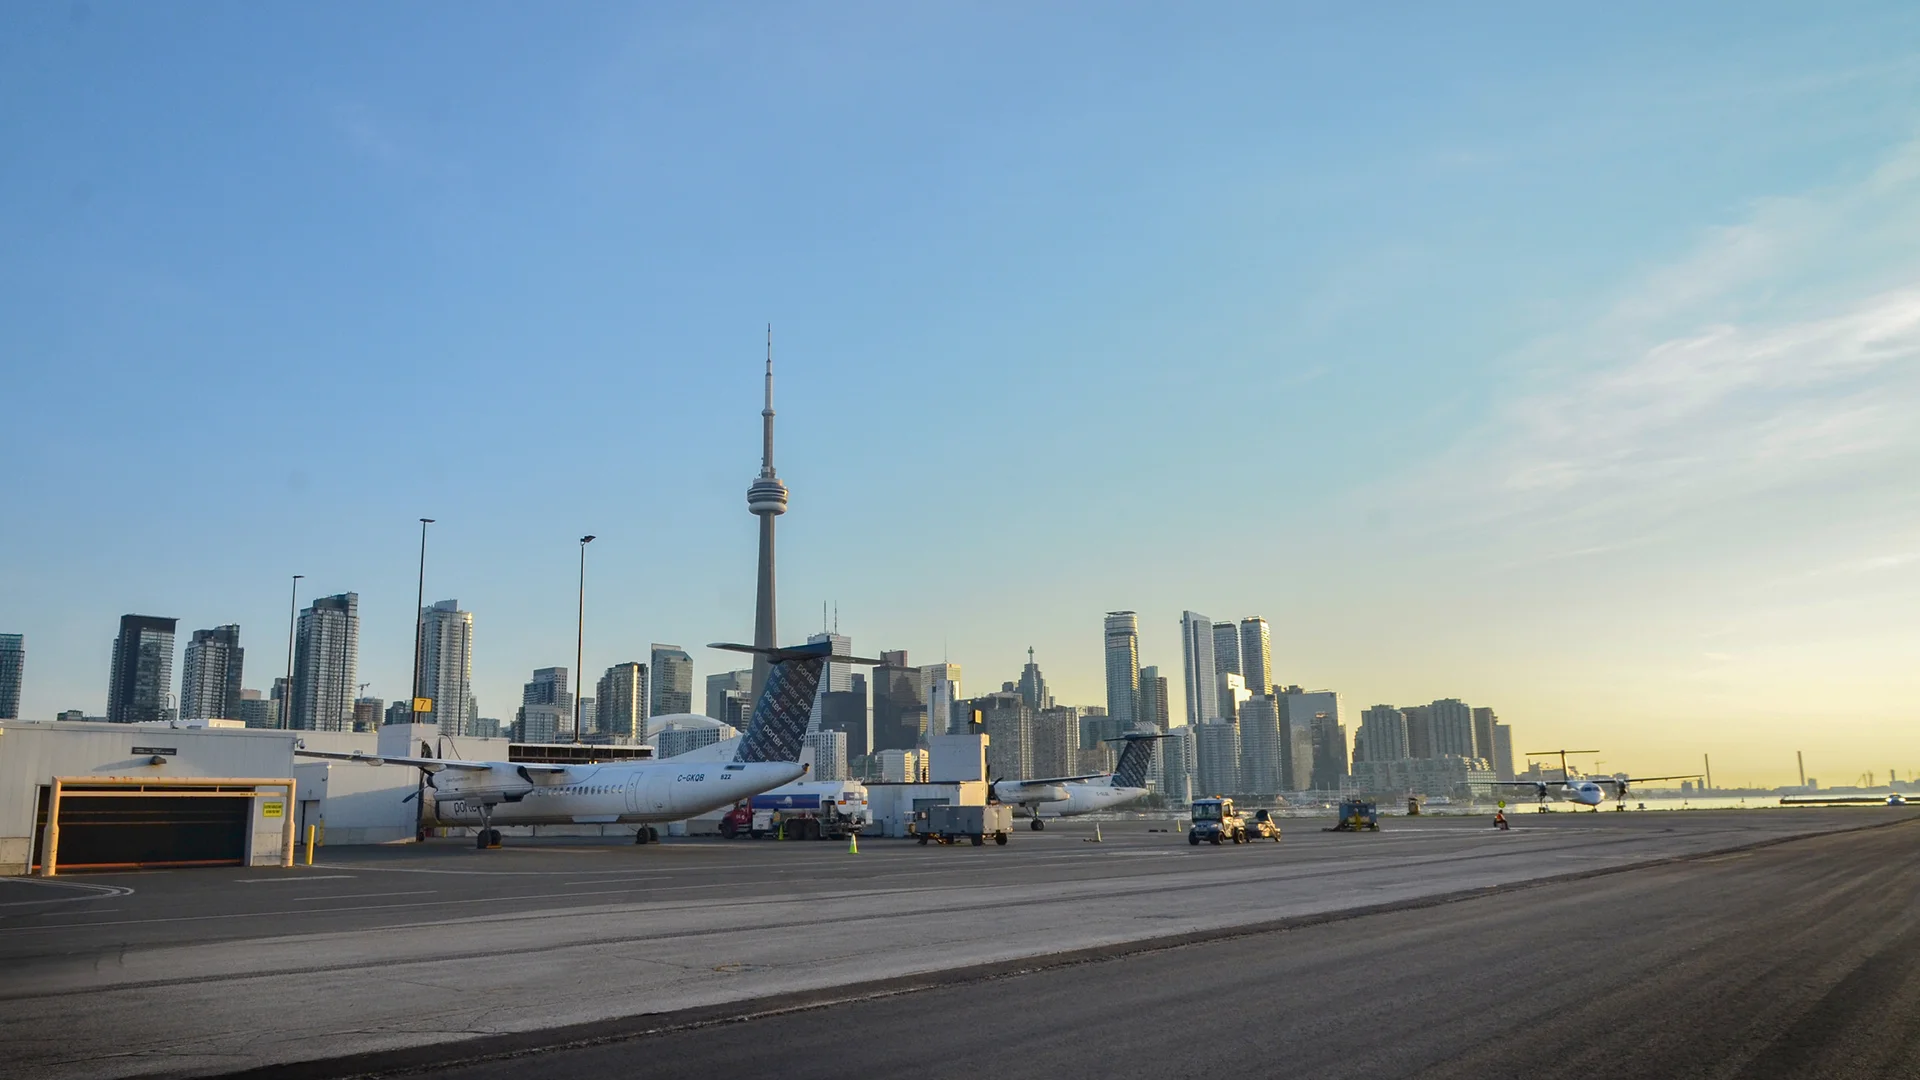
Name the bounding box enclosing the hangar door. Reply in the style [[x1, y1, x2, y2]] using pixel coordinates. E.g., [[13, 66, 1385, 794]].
[[32, 785, 253, 872]]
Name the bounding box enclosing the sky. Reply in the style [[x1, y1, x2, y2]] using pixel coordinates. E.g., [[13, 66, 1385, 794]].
[[3, 3, 1918, 787]]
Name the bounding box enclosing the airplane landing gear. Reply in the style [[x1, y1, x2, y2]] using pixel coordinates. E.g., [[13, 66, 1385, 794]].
[[476, 806, 502, 849], [1030, 817, 1045, 831], [634, 826, 661, 845]]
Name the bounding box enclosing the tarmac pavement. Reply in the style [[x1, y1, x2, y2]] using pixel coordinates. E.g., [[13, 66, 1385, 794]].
[[0, 807, 1905, 1079]]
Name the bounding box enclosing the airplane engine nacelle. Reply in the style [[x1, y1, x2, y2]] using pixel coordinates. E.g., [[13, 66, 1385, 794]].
[[1025, 785, 1071, 803]]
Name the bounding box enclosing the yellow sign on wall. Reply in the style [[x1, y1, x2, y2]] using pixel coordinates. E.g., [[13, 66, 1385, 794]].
[[262, 801, 285, 818], [413, 697, 434, 713]]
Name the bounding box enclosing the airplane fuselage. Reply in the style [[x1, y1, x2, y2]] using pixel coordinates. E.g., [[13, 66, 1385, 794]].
[[429, 759, 804, 827], [994, 780, 1149, 818]]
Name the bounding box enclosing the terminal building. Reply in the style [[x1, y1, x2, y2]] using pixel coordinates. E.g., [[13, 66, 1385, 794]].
[[0, 720, 298, 876]]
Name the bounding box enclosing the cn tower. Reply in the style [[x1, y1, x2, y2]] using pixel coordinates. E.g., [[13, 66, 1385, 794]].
[[745, 326, 788, 706]]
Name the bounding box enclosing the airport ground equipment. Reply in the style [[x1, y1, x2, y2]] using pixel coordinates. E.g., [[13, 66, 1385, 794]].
[[1246, 808, 1283, 842], [721, 784, 868, 840], [1188, 797, 1248, 845], [915, 804, 1012, 846], [1325, 799, 1380, 832]]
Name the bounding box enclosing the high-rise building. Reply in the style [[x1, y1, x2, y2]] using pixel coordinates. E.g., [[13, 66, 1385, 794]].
[[1356, 705, 1410, 763], [1162, 725, 1195, 805], [236, 688, 274, 729], [524, 667, 570, 707], [706, 669, 752, 722], [1471, 706, 1497, 762], [1031, 703, 1076, 779], [803, 729, 849, 781], [517, 666, 572, 740], [1403, 704, 1434, 759], [597, 662, 649, 741], [385, 699, 413, 726], [291, 594, 358, 732], [1137, 665, 1170, 731], [107, 615, 177, 724], [871, 650, 924, 752], [650, 645, 693, 716], [1238, 695, 1286, 795], [973, 691, 1033, 780], [1103, 612, 1140, 729], [0, 633, 22, 720], [1429, 698, 1476, 759], [1276, 686, 1327, 790], [1194, 722, 1241, 798], [806, 630, 852, 729], [1238, 617, 1272, 695], [746, 332, 788, 709], [270, 676, 291, 729], [921, 662, 961, 737], [577, 697, 596, 735], [1179, 611, 1218, 725], [1016, 647, 1052, 712], [352, 697, 383, 732], [819, 671, 869, 759], [1212, 622, 1240, 683], [1216, 671, 1249, 723], [416, 600, 473, 736], [179, 625, 244, 722], [1310, 711, 1349, 790], [1492, 722, 1517, 781]]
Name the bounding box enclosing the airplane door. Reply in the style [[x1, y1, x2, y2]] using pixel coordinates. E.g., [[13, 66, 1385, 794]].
[[627, 771, 669, 817]]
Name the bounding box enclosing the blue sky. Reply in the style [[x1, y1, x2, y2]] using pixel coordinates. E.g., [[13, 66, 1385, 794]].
[[4, 3, 1918, 784]]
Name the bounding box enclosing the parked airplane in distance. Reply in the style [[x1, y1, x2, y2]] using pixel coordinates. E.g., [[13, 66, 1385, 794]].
[[1779, 793, 1910, 807], [991, 733, 1169, 830], [1493, 749, 1701, 812], [296, 640, 877, 848]]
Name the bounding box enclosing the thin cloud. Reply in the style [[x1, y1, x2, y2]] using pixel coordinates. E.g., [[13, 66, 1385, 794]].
[[1391, 136, 1920, 545]]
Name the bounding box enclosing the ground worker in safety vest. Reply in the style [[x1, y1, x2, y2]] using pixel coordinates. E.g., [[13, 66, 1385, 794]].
[[1493, 808, 1510, 830]]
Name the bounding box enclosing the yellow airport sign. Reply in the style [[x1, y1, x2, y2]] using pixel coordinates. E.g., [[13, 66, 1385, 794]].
[[262, 801, 285, 818], [412, 697, 433, 713]]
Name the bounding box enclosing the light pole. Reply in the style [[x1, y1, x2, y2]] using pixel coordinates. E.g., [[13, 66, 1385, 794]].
[[283, 574, 303, 729], [574, 535, 595, 744], [409, 518, 434, 726]]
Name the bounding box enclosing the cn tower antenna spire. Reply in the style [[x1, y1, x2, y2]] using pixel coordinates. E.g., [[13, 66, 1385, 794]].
[[746, 323, 789, 707], [761, 324, 776, 475]]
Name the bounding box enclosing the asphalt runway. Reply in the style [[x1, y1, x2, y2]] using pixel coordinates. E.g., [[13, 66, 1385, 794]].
[[0, 808, 1907, 1079], [416, 816, 1920, 1080]]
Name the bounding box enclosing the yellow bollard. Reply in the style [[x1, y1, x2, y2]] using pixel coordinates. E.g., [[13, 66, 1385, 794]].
[[305, 824, 316, 866]]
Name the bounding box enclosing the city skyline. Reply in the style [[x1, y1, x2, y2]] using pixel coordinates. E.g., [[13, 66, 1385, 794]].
[[3, 7, 1917, 784]]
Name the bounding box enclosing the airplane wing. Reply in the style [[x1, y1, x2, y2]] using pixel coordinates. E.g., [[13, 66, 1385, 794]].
[[1593, 775, 1701, 787], [1489, 780, 1553, 786], [1779, 795, 1902, 805], [295, 749, 567, 774], [1002, 773, 1109, 787]]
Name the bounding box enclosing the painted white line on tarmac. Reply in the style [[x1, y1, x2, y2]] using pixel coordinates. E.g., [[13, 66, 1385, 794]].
[[237, 875, 357, 883], [289, 890, 437, 902]]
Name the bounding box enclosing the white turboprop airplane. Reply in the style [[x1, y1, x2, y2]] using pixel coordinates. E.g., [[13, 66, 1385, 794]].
[[297, 640, 876, 848], [1493, 749, 1700, 812], [991, 733, 1168, 831]]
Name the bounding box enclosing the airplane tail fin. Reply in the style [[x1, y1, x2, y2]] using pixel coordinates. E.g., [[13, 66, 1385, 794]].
[[710, 641, 880, 764], [1107, 732, 1168, 790]]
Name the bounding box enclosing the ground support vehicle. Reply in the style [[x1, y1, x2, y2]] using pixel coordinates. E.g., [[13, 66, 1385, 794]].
[[914, 804, 1013, 846], [720, 784, 869, 840], [1325, 799, 1381, 832], [1188, 797, 1249, 845], [1246, 808, 1283, 842]]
